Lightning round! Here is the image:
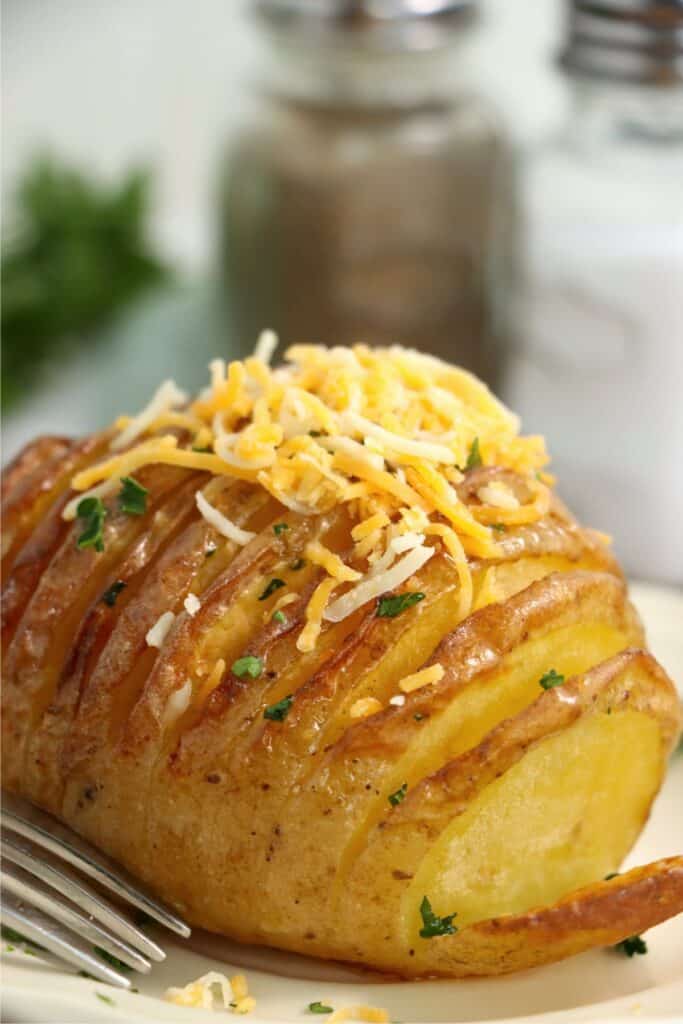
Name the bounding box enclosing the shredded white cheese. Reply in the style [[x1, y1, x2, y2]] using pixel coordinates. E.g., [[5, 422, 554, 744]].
[[389, 694, 406, 707], [111, 379, 187, 452], [165, 971, 233, 1010], [324, 544, 435, 623], [253, 328, 278, 364], [184, 592, 201, 617], [477, 481, 520, 510], [146, 611, 175, 649], [196, 491, 255, 545], [163, 680, 192, 726]]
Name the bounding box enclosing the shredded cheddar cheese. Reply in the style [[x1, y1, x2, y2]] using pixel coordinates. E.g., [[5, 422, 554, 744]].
[[349, 697, 383, 719], [398, 663, 445, 694], [65, 340, 551, 653], [165, 970, 256, 1014], [328, 1006, 389, 1024]]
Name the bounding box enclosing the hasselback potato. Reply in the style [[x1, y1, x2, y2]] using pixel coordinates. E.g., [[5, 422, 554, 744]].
[[2, 339, 681, 977]]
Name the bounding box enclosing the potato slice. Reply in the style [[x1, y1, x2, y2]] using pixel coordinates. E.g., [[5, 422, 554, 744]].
[[337, 649, 681, 975]]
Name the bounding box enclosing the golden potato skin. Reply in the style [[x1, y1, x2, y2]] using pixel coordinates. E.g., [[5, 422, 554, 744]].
[[2, 436, 682, 978]]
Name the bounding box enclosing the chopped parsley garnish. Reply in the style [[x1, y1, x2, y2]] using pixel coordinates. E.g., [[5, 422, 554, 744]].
[[465, 436, 482, 471], [614, 934, 647, 957], [94, 946, 132, 973], [102, 580, 126, 607], [604, 872, 619, 881], [264, 694, 293, 721], [414, 712, 426, 722], [76, 496, 107, 552], [377, 592, 425, 619], [388, 782, 408, 807], [259, 578, 286, 601], [118, 475, 148, 516], [2, 926, 32, 946], [192, 445, 213, 453], [232, 655, 263, 679], [272, 610, 287, 625], [539, 669, 565, 690], [96, 993, 116, 1006], [273, 522, 289, 536], [419, 896, 458, 938], [308, 430, 326, 438], [308, 1002, 334, 1014], [491, 523, 506, 533], [290, 557, 306, 571]]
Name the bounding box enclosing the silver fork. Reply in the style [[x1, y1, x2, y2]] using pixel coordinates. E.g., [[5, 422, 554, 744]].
[[1, 791, 190, 988]]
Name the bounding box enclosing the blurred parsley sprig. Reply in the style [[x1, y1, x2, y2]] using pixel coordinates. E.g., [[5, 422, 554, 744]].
[[2, 156, 170, 410]]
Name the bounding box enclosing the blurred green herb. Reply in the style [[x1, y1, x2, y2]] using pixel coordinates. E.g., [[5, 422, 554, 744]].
[[2, 156, 169, 410]]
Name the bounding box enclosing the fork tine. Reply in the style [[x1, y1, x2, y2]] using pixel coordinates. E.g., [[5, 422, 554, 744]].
[[1, 889, 132, 988], [2, 792, 190, 938], [2, 858, 151, 973], [1, 832, 166, 962]]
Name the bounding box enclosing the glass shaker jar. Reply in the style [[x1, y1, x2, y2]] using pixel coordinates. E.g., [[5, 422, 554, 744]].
[[218, 0, 518, 391], [507, 0, 683, 584]]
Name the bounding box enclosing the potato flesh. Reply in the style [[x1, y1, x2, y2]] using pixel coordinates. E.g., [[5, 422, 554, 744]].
[[334, 620, 634, 894], [407, 709, 661, 935]]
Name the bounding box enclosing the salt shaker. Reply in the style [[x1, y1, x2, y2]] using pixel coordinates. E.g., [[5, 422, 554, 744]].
[[507, 0, 683, 584]]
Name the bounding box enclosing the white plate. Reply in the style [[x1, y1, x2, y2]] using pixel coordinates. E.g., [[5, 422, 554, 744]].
[[3, 582, 682, 1024]]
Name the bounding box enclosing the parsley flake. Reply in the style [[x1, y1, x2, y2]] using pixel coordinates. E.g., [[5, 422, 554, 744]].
[[272, 610, 287, 625], [259, 578, 286, 601], [102, 580, 126, 607], [414, 712, 426, 722], [96, 993, 116, 1006], [273, 522, 289, 536], [308, 1002, 334, 1014], [614, 934, 648, 957], [264, 694, 293, 721], [539, 669, 565, 690], [419, 896, 458, 938], [76, 496, 107, 552], [491, 523, 506, 533], [119, 475, 148, 516], [465, 437, 482, 471], [388, 782, 408, 807], [604, 872, 620, 881], [232, 655, 263, 679], [94, 946, 132, 973], [192, 445, 213, 453], [290, 557, 306, 571], [377, 592, 425, 619]]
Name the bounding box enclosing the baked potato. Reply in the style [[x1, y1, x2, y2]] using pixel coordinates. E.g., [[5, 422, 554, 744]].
[[2, 341, 681, 978]]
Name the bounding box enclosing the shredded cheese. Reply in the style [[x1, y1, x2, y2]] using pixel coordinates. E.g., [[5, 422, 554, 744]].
[[324, 544, 434, 623], [184, 592, 201, 617], [349, 697, 383, 719], [146, 611, 175, 649], [328, 1006, 389, 1024], [66, 341, 552, 654], [111, 379, 187, 451], [165, 971, 233, 1010], [305, 541, 362, 582], [398, 662, 445, 694], [196, 491, 256, 545], [297, 577, 337, 652], [163, 680, 192, 726]]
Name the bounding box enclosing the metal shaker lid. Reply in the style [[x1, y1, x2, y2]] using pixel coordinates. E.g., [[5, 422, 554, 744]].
[[253, 0, 478, 52], [560, 1, 683, 85]]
